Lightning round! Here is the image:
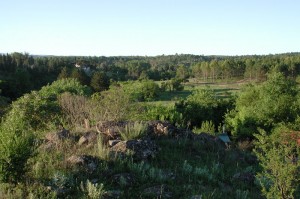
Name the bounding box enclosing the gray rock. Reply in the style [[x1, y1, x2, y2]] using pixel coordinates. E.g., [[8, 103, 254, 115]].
[[109, 139, 158, 161], [45, 129, 71, 142], [78, 131, 98, 145], [67, 155, 99, 173], [108, 139, 121, 147]]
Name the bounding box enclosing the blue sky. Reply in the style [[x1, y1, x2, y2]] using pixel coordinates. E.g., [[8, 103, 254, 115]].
[[1, 0, 299, 56]]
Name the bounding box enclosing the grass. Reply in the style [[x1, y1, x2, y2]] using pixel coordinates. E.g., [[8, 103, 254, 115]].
[[0, 78, 264, 198], [154, 78, 248, 105], [0, 126, 263, 198], [118, 121, 148, 141]]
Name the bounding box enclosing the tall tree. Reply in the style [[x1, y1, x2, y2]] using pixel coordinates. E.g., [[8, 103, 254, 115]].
[[57, 67, 70, 79], [70, 68, 90, 85], [90, 71, 110, 92], [176, 65, 189, 80]]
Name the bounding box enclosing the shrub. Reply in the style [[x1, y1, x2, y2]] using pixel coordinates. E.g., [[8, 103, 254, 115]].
[[226, 72, 300, 137], [120, 80, 160, 101], [81, 180, 105, 199], [139, 80, 160, 101], [139, 103, 184, 127], [176, 87, 233, 128], [254, 127, 300, 199], [193, 120, 215, 135], [5, 78, 91, 130], [90, 86, 135, 122], [118, 122, 147, 141], [58, 92, 90, 128], [95, 136, 109, 160], [0, 117, 34, 183]]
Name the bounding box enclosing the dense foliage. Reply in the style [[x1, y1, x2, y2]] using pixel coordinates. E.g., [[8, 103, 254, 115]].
[[0, 52, 300, 198], [1, 52, 300, 100], [175, 87, 234, 129], [226, 72, 300, 138], [254, 127, 300, 199]]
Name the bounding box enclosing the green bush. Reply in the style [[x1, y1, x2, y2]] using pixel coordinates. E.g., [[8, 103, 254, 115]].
[[193, 120, 215, 135], [226, 72, 300, 137], [120, 80, 160, 101], [139, 80, 160, 101], [254, 127, 300, 199], [118, 122, 147, 141], [90, 86, 135, 122], [0, 116, 34, 183], [175, 87, 233, 128], [58, 92, 90, 128], [140, 103, 183, 126], [5, 78, 91, 130]]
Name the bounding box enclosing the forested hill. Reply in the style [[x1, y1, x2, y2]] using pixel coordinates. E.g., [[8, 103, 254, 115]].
[[1, 52, 300, 100]]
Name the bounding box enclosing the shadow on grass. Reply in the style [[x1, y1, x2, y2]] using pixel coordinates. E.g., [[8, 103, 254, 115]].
[[158, 90, 192, 101]]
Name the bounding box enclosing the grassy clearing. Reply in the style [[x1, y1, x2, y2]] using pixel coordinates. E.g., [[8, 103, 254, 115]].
[[155, 79, 248, 105]]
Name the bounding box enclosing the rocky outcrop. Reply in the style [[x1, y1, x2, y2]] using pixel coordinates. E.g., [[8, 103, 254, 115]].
[[67, 155, 99, 173], [95, 121, 127, 140], [41, 129, 75, 151], [147, 120, 193, 139], [109, 139, 158, 161], [78, 131, 98, 146], [45, 129, 72, 142]]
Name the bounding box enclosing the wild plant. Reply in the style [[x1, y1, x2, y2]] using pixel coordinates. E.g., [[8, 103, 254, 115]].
[[81, 179, 105, 199], [118, 121, 147, 141], [95, 136, 109, 160]]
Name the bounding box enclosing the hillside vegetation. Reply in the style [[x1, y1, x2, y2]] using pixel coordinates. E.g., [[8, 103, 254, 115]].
[[0, 53, 299, 198]]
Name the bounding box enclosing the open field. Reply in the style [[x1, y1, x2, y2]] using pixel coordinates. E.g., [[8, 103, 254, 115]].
[[155, 78, 252, 104]]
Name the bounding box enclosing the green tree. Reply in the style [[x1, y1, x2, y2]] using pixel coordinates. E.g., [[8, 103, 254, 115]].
[[176, 65, 189, 80], [169, 78, 184, 91], [57, 66, 70, 79], [70, 68, 90, 85], [140, 80, 160, 101], [90, 71, 110, 92], [176, 87, 232, 128], [191, 63, 202, 79], [90, 86, 134, 121], [226, 72, 299, 137], [0, 117, 34, 183], [6, 78, 91, 130], [254, 127, 300, 199], [201, 62, 210, 81]]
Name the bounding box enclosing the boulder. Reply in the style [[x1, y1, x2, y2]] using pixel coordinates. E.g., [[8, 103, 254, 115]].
[[109, 139, 158, 161], [67, 155, 98, 173], [78, 131, 98, 146], [45, 129, 71, 142], [95, 121, 128, 140], [193, 133, 226, 148], [108, 139, 121, 147], [147, 121, 192, 139]]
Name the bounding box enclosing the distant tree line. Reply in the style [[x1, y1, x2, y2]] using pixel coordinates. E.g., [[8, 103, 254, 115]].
[[1, 52, 300, 100]]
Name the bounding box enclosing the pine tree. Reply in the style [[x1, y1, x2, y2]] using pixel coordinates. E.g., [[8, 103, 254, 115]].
[[90, 71, 110, 92]]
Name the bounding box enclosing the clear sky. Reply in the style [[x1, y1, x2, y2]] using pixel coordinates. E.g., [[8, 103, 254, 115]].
[[1, 0, 299, 56]]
